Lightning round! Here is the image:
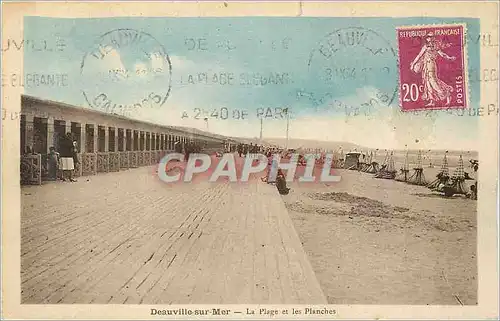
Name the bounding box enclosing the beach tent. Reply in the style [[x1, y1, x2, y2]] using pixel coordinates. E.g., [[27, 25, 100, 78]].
[[360, 151, 372, 172], [357, 151, 367, 171], [360, 152, 369, 172], [363, 151, 380, 174], [375, 151, 390, 172], [396, 151, 410, 182], [442, 155, 469, 197], [331, 149, 343, 168], [364, 161, 380, 174], [375, 151, 397, 179], [331, 149, 339, 167], [407, 150, 427, 186], [427, 152, 450, 190], [373, 151, 388, 172], [333, 148, 345, 168]]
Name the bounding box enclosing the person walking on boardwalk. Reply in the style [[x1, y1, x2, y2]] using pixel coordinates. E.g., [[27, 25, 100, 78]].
[[237, 144, 243, 157], [267, 154, 279, 184], [59, 132, 77, 182], [174, 141, 183, 154], [72, 140, 80, 178], [185, 142, 192, 162]]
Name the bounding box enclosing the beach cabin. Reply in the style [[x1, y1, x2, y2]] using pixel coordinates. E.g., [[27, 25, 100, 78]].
[[343, 152, 362, 170]]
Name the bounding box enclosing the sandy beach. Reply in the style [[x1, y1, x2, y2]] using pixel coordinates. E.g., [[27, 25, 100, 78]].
[[282, 167, 477, 305]]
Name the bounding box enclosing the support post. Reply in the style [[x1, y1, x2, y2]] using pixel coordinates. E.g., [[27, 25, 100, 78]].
[[122, 129, 127, 152], [92, 125, 98, 153], [46, 117, 55, 154], [103, 126, 109, 152], [114, 128, 119, 152], [130, 130, 135, 151], [24, 114, 35, 153], [65, 121, 72, 135]]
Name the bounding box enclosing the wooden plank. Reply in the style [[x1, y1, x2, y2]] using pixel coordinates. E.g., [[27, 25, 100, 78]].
[[156, 185, 229, 304], [41, 193, 186, 304], [112, 184, 227, 304], [230, 184, 255, 303], [262, 183, 327, 304], [194, 185, 243, 304], [89, 185, 223, 304], [21, 167, 326, 304], [251, 183, 270, 303], [260, 186, 285, 304]]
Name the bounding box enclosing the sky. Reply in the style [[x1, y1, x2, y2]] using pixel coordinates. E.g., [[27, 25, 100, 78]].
[[23, 16, 481, 151]]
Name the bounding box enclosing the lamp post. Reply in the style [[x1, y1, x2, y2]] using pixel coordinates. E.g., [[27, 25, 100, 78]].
[[204, 117, 209, 132], [259, 117, 263, 143], [283, 108, 290, 150]]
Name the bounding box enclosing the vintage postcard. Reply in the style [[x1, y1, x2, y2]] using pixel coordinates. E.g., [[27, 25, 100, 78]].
[[1, 1, 498, 320]]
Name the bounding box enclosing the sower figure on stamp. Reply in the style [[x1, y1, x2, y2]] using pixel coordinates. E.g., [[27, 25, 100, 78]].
[[59, 132, 77, 182], [410, 32, 456, 107]]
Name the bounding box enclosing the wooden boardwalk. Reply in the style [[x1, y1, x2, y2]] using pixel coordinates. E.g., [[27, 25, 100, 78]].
[[21, 166, 326, 304]]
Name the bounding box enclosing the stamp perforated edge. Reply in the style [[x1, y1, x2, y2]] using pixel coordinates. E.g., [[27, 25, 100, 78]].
[[395, 23, 470, 113]]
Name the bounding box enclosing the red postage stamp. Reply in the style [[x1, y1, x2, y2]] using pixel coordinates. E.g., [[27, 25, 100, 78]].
[[397, 24, 467, 111]]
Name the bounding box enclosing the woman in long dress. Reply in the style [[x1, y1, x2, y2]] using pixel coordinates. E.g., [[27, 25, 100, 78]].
[[59, 133, 77, 182], [410, 32, 456, 107]]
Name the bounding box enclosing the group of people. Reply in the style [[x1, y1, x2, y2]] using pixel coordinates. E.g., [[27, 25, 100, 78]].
[[258, 148, 339, 195], [260, 147, 292, 195], [264, 167, 290, 195], [178, 141, 336, 195], [174, 140, 204, 161], [236, 143, 266, 157], [46, 132, 79, 182], [468, 159, 479, 200]]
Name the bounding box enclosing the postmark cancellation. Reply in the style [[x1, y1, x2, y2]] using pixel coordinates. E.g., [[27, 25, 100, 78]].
[[80, 29, 172, 115]]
